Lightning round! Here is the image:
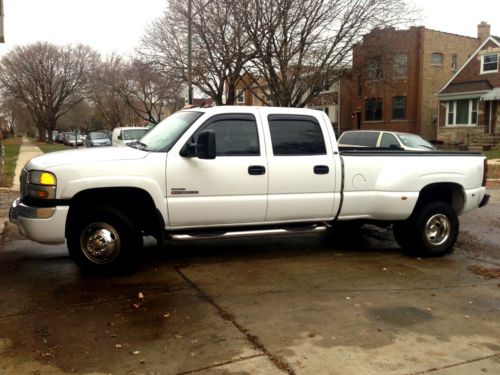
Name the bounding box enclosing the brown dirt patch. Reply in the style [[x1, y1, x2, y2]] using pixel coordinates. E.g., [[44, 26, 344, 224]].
[[467, 265, 500, 279]]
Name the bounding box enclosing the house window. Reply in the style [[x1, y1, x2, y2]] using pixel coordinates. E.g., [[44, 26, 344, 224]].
[[446, 99, 478, 126], [481, 53, 499, 73], [236, 89, 245, 104], [393, 54, 407, 79], [365, 98, 382, 121], [431, 53, 443, 66], [451, 54, 457, 71], [392, 96, 406, 120], [367, 56, 383, 80]]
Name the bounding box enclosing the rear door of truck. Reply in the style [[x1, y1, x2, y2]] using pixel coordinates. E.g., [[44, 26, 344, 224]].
[[259, 108, 338, 222]]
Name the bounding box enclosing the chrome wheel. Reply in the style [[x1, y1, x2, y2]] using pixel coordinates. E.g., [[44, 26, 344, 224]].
[[424, 214, 450, 246], [80, 222, 121, 264]]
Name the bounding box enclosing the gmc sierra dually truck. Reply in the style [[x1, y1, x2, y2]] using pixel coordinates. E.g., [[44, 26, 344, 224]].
[[10, 106, 490, 272]]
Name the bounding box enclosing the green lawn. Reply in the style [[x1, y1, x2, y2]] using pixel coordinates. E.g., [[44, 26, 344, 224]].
[[1, 137, 22, 187], [35, 142, 69, 153], [484, 149, 500, 160]]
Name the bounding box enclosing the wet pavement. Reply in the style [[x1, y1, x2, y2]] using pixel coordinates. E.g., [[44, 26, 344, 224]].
[[0, 191, 499, 374]]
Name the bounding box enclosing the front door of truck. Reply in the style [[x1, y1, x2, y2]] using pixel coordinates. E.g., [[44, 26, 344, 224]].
[[166, 113, 268, 228]]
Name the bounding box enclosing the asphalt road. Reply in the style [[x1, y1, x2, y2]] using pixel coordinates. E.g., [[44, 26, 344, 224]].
[[0, 191, 499, 375]]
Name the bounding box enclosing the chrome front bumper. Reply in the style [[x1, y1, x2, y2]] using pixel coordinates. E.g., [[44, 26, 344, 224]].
[[9, 198, 68, 244]]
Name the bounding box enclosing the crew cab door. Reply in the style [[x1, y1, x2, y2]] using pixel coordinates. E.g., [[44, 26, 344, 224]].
[[261, 110, 336, 221], [166, 113, 268, 228]]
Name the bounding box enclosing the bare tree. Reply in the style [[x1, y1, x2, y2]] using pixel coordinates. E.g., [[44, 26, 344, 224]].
[[0, 42, 99, 142], [115, 58, 183, 125], [140, 0, 254, 105], [241, 0, 418, 107], [88, 54, 133, 130]]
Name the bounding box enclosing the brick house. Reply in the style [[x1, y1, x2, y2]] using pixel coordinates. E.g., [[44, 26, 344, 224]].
[[437, 31, 500, 145], [228, 72, 354, 136], [348, 25, 482, 141]]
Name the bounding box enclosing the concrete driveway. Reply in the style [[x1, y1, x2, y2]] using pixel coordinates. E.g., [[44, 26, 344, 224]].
[[0, 191, 499, 375]]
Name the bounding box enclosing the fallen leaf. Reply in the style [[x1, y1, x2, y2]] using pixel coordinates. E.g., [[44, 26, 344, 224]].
[[132, 351, 140, 355], [115, 344, 123, 349], [132, 304, 140, 309], [464, 315, 470, 319], [174, 333, 183, 339], [163, 313, 170, 319], [138, 292, 144, 300]]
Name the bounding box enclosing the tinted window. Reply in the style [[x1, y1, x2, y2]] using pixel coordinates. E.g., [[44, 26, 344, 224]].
[[268, 115, 326, 156], [339, 131, 379, 147], [380, 133, 399, 148], [200, 115, 259, 156]]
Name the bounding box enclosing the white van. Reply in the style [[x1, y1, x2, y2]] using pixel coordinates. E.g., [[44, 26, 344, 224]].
[[111, 127, 150, 146]]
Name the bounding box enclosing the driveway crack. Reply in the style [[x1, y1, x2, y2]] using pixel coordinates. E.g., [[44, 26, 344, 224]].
[[175, 266, 295, 375]]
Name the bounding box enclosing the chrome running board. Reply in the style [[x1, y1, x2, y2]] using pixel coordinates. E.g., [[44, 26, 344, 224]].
[[169, 225, 327, 241]]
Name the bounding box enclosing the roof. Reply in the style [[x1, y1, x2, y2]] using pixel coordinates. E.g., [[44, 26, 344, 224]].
[[440, 80, 493, 95], [438, 36, 500, 96], [482, 87, 500, 101]]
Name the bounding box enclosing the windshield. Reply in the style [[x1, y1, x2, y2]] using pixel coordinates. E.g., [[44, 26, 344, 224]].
[[123, 128, 149, 140], [137, 111, 204, 152], [396, 134, 436, 150], [90, 133, 109, 140]]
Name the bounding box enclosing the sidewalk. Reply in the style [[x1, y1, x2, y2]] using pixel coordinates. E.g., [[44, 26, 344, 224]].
[[11, 137, 43, 191], [0, 138, 43, 239]]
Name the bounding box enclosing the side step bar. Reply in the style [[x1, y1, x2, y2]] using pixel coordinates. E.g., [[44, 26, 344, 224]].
[[169, 225, 327, 241]]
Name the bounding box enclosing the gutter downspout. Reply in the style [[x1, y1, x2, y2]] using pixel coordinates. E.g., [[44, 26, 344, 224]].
[[488, 100, 492, 134]]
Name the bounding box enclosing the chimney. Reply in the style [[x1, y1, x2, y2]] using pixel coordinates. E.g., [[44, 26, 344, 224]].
[[477, 21, 491, 42]]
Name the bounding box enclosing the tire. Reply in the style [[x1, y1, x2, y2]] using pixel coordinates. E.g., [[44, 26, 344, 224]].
[[399, 202, 459, 257], [67, 206, 142, 273], [393, 221, 411, 250]]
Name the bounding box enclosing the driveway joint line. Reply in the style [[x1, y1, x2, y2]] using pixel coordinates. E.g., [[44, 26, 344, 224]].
[[408, 352, 500, 374], [174, 354, 266, 375], [175, 266, 295, 375]]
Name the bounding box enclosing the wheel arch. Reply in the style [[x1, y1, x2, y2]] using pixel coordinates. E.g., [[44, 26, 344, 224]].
[[413, 182, 465, 216], [65, 187, 166, 247]]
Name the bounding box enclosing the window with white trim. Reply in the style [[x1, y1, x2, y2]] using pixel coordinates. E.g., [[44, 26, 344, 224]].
[[236, 89, 245, 104], [481, 53, 499, 74], [446, 99, 478, 126], [431, 53, 443, 66]]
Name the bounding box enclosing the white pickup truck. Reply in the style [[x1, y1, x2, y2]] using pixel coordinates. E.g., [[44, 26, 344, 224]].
[[10, 106, 490, 272]]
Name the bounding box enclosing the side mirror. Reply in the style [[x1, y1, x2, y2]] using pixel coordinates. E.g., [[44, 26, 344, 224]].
[[196, 130, 216, 159], [117, 134, 122, 140]]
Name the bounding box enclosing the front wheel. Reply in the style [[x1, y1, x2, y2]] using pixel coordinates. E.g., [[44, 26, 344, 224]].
[[395, 202, 459, 257], [67, 206, 142, 273]]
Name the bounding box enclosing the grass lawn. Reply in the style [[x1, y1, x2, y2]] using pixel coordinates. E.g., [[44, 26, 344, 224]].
[[34, 141, 69, 153], [484, 149, 500, 160], [1, 137, 23, 187]]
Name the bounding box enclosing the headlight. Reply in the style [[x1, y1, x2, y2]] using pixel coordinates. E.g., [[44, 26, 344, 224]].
[[27, 171, 57, 200], [29, 171, 57, 186]]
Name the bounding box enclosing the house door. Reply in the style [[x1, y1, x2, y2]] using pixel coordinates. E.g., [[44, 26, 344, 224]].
[[355, 111, 362, 129]]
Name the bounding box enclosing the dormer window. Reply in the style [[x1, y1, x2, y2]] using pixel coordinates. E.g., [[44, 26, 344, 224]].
[[481, 53, 499, 73]]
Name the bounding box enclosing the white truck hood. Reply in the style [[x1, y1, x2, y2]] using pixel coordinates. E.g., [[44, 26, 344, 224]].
[[26, 146, 149, 170]]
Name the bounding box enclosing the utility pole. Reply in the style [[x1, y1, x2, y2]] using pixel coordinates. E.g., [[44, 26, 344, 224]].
[[187, 0, 216, 105], [187, 0, 193, 105]]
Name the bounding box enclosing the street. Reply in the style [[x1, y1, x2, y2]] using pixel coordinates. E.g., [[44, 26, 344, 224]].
[[0, 190, 498, 374]]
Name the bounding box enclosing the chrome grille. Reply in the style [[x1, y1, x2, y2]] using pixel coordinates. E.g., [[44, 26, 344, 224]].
[[20, 169, 29, 198]]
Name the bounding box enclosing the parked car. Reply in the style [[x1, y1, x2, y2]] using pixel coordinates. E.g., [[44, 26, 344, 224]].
[[55, 132, 65, 143], [112, 127, 149, 146], [10, 106, 489, 273], [63, 131, 83, 147], [338, 130, 436, 151], [86, 132, 111, 147]]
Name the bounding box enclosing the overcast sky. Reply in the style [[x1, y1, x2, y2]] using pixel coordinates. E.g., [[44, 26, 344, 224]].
[[0, 0, 499, 57]]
